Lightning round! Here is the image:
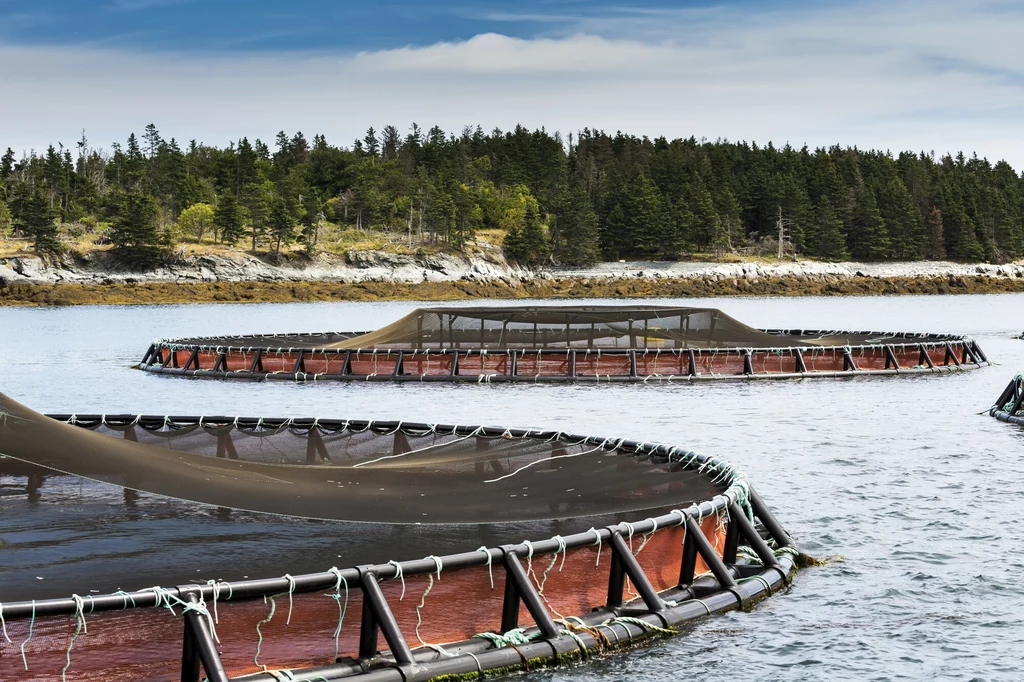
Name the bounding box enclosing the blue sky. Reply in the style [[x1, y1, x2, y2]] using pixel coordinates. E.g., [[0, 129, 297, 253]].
[[1, 1, 752, 51], [3, 1, 1024, 168]]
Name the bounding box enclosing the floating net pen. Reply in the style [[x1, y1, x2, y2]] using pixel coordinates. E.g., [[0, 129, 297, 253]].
[[139, 305, 987, 383], [0, 392, 798, 681]]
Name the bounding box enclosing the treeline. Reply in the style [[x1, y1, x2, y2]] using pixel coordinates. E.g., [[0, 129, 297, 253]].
[[1, 124, 1023, 265]]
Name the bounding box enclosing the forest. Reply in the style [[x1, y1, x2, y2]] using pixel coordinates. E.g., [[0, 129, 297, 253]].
[[1, 123, 1023, 266]]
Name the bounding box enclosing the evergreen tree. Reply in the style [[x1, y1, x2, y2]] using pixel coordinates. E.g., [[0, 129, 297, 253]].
[[923, 207, 946, 260], [812, 198, 848, 261], [0, 198, 11, 237], [110, 190, 163, 265], [215, 194, 244, 245], [848, 187, 891, 260], [268, 197, 296, 253], [519, 202, 549, 264], [17, 191, 61, 254], [554, 180, 600, 265]]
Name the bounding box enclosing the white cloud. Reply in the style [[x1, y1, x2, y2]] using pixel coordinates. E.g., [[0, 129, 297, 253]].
[[3, 0, 1024, 166]]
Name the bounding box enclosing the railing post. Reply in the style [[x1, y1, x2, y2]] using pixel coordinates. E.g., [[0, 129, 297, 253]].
[[500, 547, 559, 639], [179, 591, 228, 682], [359, 570, 416, 665], [607, 530, 664, 612], [794, 348, 807, 373], [742, 350, 753, 376], [748, 487, 794, 548]]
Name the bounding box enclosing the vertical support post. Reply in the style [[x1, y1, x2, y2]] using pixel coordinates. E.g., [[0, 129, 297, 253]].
[[917, 344, 933, 368], [509, 351, 518, 378], [748, 487, 793, 548], [726, 502, 782, 571], [392, 350, 404, 376], [842, 349, 857, 371], [607, 531, 664, 612], [183, 348, 199, 370], [943, 342, 961, 367], [683, 516, 737, 590], [142, 344, 156, 366], [500, 549, 559, 639], [359, 571, 415, 665], [180, 592, 228, 682], [500, 563, 522, 633], [723, 512, 740, 564], [342, 350, 353, 375], [742, 350, 753, 376], [450, 350, 460, 377], [884, 345, 899, 370], [213, 352, 227, 372], [794, 348, 807, 373], [292, 349, 306, 374], [687, 349, 698, 377], [678, 521, 698, 586], [628, 350, 638, 378], [569, 349, 577, 378], [248, 349, 264, 374]]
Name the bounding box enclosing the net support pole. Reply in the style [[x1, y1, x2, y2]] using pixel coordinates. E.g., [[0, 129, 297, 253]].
[[748, 487, 794, 548], [884, 345, 899, 370], [392, 350, 404, 376], [184, 348, 199, 370], [142, 344, 156, 365], [249, 349, 264, 374], [794, 349, 807, 373], [972, 341, 989, 364], [722, 512, 740, 564], [943, 342, 961, 368], [726, 501, 788, 585], [606, 530, 665, 613], [358, 570, 416, 666], [687, 349, 697, 377], [179, 592, 228, 682], [292, 349, 306, 374], [213, 352, 227, 372], [683, 516, 738, 593], [917, 344, 934, 369], [499, 547, 559, 639], [742, 350, 753, 376], [842, 349, 857, 371]]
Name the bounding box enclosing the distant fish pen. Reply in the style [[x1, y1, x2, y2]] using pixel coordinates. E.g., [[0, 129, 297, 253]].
[[0, 391, 797, 682], [140, 306, 988, 383], [991, 374, 1024, 425]]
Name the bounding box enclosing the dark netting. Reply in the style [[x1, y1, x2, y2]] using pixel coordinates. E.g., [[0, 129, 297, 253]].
[[0, 393, 721, 525], [319, 305, 891, 350], [0, 393, 794, 682]]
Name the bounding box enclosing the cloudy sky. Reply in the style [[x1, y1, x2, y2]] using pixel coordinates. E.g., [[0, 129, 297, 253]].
[[3, 0, 1024, 166]]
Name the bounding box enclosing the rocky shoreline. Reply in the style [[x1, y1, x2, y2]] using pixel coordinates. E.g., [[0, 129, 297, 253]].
[[1, 249, 1023, 306]]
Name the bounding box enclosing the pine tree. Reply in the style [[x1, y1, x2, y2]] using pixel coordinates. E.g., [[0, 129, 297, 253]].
[[110, 190, 163, 265], [215, 194, 244, 245]]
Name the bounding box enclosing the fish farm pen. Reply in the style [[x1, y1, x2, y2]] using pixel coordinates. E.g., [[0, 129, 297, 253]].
[[139, 306, 988, 383], [991, 373, 1024, 426], [0, 391, 798, 682]]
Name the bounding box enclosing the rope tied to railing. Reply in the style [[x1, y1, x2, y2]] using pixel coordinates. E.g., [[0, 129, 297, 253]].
[[325, 567, 349, 661], [473, 627, 539, 648], [414, 555, 445, 650], [603, 615, 677, 637], [388, 560, 407, 600], [476, 547, 495, 590]]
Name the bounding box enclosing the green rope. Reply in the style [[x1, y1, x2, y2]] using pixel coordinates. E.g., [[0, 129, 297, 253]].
[[473, 627, 540, 648], [324, 568, 349, 661], [20, 600, 35, 671], [254, 594, 278, 668], [603, 615, 676, 637], [61, 595, 88, 681]]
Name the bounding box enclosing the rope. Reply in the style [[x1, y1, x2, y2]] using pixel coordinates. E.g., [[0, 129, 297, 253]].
[[20, 600, 35, 671], [325, 567, 349, 661], [473, 627, 539, 648], [477, 547, 495, 590], [414, 556, 443, 647], [283, 574, 296, 626], [388, 561, 406, 600], [589, 528, 603, 566], [61, 594, 88, 681], [604, 615, 676, 637], [254, 593, 278, 668], [0, 601, 10, 644]]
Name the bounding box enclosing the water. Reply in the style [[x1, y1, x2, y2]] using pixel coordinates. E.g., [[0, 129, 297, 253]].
[[1, 294, 1023, 681]]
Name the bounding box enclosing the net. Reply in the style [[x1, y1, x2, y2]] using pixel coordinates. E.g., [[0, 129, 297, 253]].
[[320, 305, 893, 350], [0, 393, 719, 526]]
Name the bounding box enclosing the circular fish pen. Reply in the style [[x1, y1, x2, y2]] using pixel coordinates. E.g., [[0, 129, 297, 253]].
[[0, 391, 797, 682], [991, 373, 1024, 425], [140, 306, 988, 383]]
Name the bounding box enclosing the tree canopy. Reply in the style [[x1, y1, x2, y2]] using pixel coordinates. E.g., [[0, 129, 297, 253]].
[[3, 125, 1023, 264]]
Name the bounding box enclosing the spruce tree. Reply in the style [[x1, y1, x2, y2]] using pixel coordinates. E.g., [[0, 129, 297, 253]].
[[215, 194, 244, 245], [554, 180, 599, 265], [923, 207, 946, 259], [268, 198, 296, 253], [813, 198, 848, 261], [110, 190, 163, 266], [849, 187, 891, 260], [519, 203, 549, 264], [18, 191, 61, 255]]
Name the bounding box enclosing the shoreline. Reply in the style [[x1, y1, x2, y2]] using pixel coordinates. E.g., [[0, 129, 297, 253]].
[[3, 273, 1024, 306], [2, 249, 1024, 306]]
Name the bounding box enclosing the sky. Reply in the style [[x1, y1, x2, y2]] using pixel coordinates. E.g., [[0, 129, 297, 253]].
[[3, 0, 1024, 167]]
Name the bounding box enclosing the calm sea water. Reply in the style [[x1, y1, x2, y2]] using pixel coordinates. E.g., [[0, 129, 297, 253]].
[[2, 294, 1023, 681]]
